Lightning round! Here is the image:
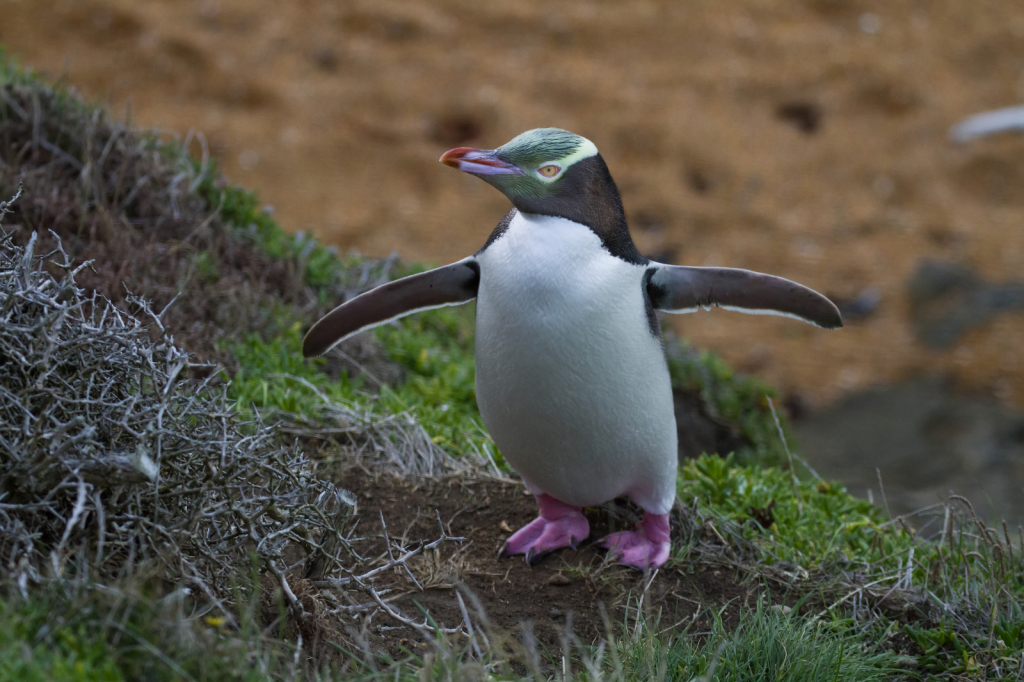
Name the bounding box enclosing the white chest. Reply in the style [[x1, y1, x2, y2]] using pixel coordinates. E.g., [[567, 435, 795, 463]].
[[473, 213, 678, 513]]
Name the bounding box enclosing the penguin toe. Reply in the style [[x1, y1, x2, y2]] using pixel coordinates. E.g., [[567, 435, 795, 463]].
[[499, 517, 546, 558], [498, 512, 590, 565], [599, 514, 672, 570]]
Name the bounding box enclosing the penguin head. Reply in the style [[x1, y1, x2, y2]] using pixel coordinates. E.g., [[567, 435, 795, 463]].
[[440, 128, 616, 217], [441, 128, 643, 262]]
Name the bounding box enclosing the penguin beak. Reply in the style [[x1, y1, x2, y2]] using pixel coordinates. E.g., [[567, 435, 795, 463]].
[[440, 147, 524, 175]]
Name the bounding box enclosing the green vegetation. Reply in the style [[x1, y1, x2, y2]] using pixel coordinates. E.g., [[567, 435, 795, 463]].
[[608, 600, 900, 682], [675, 453, 1024, 679], [0, 583, 299, 682], [667, 343, 795, 467], [0, 597, 122, 682], [679, 453, 895, 566], [226, 303, 488, 459], [196, 179, 342, 290]]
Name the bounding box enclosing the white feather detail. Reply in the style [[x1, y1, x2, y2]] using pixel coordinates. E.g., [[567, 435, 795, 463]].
[[534, 137, 600, 183], [661, 302, 832, 328]]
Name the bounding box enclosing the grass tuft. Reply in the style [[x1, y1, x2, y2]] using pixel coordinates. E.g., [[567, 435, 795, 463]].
[[608, 600, 900, 682], [679, 453, 894, 566]]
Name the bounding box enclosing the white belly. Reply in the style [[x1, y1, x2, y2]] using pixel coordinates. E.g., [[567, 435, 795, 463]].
[[474, 213, 677, 514]]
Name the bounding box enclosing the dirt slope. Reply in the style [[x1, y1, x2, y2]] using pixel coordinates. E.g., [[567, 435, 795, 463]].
[[2, 0, 1024, 410]]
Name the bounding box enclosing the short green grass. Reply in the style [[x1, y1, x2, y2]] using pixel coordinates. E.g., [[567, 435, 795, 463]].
[[676, 453, 1024, 679], [607, 600, 901, 682], [0, 580, 298, 682], [195, 178, 342, 290], [667, 342, 795, 467], [0, 597, 123, 682], [226, 303, 488, 459], [679, 452, 898, 567]]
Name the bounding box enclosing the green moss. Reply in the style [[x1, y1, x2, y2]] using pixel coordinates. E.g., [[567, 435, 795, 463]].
[[373, 301, 484, 452], [0, 48, 39, 87], [680, 452, 1024, 678], [679, 453, 900, 566]]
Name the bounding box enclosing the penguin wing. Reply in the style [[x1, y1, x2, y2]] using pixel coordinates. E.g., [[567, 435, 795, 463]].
[[646, 264, 843, 329], [302, 257, 480, 358]]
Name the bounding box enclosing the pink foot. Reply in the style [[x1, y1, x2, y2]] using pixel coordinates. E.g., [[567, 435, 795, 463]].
[[499, 493, 590, 565], [599, 513, 671, 569]]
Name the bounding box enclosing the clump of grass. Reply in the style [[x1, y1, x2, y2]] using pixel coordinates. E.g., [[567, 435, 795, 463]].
[[0, 201, 476, 679], [0, 63, 329, 366], [676, 452, 1024, 679], [679, 453, 895, 566], [0, 593, 123, 682], [0, 578, 300, 682], [607, 600, 900, 682], [194, 175, 342, 290]]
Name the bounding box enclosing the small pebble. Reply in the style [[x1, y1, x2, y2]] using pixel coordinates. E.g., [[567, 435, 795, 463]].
[[548, 573, 571, 586], [549, 607, 563, 619], [770, 605, 792, 616], [499, 520, 513, 533]]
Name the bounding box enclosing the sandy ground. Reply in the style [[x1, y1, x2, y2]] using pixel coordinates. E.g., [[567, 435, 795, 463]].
[[2, 0, 1024, 411]]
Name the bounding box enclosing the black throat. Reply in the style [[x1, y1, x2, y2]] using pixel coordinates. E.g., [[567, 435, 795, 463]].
[[510, 154, 647, 265]]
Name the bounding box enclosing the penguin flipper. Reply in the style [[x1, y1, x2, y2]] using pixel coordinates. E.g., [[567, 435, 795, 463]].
[[302, 257, 480, 358], [646, 264, 843, 330]]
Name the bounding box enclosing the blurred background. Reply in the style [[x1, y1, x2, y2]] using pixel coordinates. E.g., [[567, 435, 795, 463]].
[[3, 0, 1023, 524]]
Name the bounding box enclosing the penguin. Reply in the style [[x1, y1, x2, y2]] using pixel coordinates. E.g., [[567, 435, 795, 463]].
[[302, 128, 842, 570]]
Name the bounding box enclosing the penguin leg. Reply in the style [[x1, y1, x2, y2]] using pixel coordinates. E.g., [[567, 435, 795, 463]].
[[599, 512, 670, 570], [499, 493, 590, 565]]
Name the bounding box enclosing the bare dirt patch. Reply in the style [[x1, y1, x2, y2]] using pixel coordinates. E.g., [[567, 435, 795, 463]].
[[329, 469, 775, 659]]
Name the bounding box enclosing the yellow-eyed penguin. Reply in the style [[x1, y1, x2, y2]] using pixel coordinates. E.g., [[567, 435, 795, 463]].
[[302, 128, 842, 569]]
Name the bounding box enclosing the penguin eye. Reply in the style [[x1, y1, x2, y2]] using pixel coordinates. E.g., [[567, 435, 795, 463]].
[[538, 165, 561, 178]]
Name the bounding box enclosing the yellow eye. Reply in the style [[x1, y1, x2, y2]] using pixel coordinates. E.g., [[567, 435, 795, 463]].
[[538, 165, 560, 178]]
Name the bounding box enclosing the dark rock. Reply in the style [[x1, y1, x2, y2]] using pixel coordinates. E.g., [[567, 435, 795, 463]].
[[311, 46, 339, 71], [776, 101, 822, 134], [907, 259, 1024, 348], [795, 376, 1024, 529], [831, 287, 881, 321]]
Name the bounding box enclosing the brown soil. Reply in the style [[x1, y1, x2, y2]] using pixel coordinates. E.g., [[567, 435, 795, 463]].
[[4, 1, 1024, 411], [330, 468, 772, 659]]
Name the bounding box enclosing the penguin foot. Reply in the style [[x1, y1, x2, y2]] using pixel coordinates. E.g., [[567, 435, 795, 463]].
[[599, 512, 670, 570], [499, 494, 590, 565]]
